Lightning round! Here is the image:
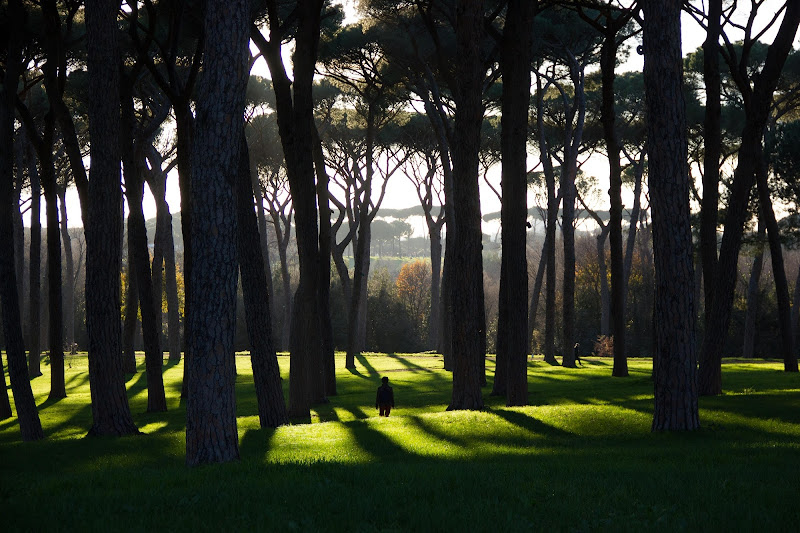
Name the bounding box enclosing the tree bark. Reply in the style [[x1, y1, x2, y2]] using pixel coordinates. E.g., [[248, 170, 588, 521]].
[[84, 0, 139, 436], [185, 0, 251, 465], [755, 156, 798, 371], [312, 124, 337, 397], [237, 129, 289, 428], [600, 21, 628, 377], [42, 149, 65, 400], [643, 0, 700, 431], [448, 0, 486, 411], [0, 0, 45, 440], [560, 68, 586, 369], [26, 138, 42, 378], [499, 0, 533, 406], [700, 0, 722, 328], [174, 104, 194, 399], [256, 0, 325, 419]]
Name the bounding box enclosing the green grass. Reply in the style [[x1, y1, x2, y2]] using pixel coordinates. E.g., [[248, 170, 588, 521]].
[[2, 353, 800, 531]]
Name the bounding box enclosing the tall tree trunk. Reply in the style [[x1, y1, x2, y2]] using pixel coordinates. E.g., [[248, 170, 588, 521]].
[[149, 193, 166, 359], [312, 124, 337, 397], [700, 0, 722, 328], [699, 1, 800, 395], [561, 134, 582, 367], [121, 85, 167, 412], [257, 0, 325, 419], [251, 172, 277, 344], [499, 0, 533, 406], [267, 203, 293, 351], [755, 156, 798, 372], [13, 136, 25, 323], [163, 218, 181, 362], [448, 0, 486, 411], [42, 159, 65, 400], [346, 105, 376, 368], [122, 237, 138, 374], [0, 0, 45, 439], [742, 222, 765, 359], [185, 0, 251, 465], [600, 23, 628, 377], [84, 0, 139, 436], [175, 104, 194, 399], [144, 145, 182, 362], [535, 77, 560, 366], [57, 188, 76, 354], [623, 153, 644, 296], [237, 129, 289, 428], [27, 140, 42, 378], [643, 0, 700, 431]]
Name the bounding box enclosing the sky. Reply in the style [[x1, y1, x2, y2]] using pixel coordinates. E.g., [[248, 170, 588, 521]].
[[36, 1, 797, 234]]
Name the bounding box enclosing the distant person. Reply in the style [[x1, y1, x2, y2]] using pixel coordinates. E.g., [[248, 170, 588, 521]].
[[376, 376, 395, 417], [574, 343, 582, 367]]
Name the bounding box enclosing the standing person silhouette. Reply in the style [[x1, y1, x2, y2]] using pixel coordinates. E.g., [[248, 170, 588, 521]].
[[375, 376, 395, 417]]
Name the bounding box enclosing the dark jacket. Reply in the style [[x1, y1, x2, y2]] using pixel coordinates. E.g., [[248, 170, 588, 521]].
[[376, 384, 394, 407]]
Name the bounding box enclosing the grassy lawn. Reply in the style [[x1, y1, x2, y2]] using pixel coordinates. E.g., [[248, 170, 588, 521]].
[[2, 353, 800, 531]]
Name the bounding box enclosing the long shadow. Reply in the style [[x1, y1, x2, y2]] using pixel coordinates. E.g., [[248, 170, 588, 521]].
[[347, 367, 366, 378], [355, 353, 379, 378], [343, 418, 410, 461], [490, 408, 573, 440], [343, 406, 370, 420], [385, 354, 438, 374], [240, 426, 278, 460]]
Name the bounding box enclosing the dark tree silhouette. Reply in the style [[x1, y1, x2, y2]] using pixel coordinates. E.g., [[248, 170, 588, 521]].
[[184, 0, 252, 465], [498, 0, 535, 406], [252, 0, 327, 418], [642, 0, 700, 431], [447, 0, 487, 410], [236, 127, 290, 428], [0, 0, 44, 441], [84, 0, 139, 436]]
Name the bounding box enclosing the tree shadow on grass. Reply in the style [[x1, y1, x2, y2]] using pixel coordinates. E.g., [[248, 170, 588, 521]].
[[343, 419, 409, 461], [355, 353, 379, 378], [490, 408, 573, 439], [343, 406, 370, 420], [385, 354, 439, 374], [239, 426, 278, 460]]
